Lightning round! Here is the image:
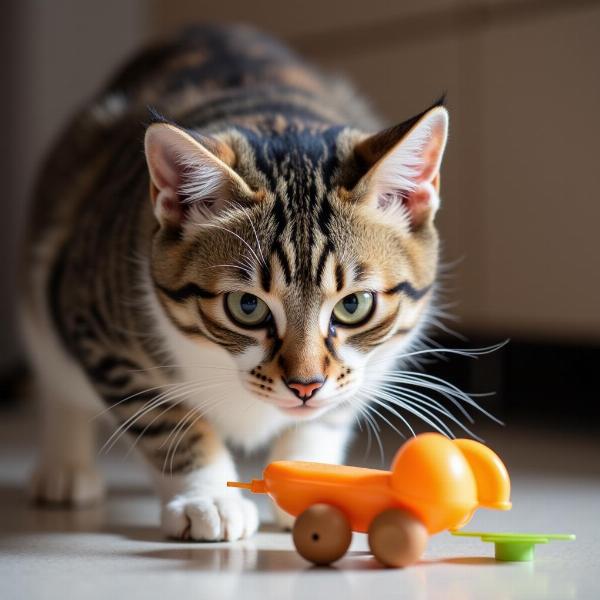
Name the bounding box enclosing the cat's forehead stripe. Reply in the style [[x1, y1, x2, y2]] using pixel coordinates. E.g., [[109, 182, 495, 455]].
[[231, 127, 347, 289]]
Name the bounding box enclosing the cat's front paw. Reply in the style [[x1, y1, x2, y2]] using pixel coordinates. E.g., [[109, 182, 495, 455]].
[[29, 463, 105, 506], [161, 494, 259, 541]]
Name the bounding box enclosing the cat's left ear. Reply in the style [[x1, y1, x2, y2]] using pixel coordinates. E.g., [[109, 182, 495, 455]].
[[351, 104, 448, 231], [144, 123, 253, 228]]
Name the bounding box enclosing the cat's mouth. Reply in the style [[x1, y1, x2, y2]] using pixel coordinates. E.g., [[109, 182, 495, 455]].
[[244, 380, 349, 418], [279, 404, 324, 418], [248, 388, 336, 417], [274, 391, 353, 418]]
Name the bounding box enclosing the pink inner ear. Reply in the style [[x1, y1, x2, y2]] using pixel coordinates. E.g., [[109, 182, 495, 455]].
[[377, 184, 434, 229], [151, 144, 182, 191], [154, 188, 185, 226], [403, 183, 434, 228], [417, 130, 445, 183]]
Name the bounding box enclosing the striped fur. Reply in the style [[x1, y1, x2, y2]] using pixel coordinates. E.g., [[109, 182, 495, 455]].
[[21, 24, 447, 540]]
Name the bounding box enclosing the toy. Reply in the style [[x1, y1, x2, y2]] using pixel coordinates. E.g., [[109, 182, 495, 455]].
[[451, 531, 576, 561], [228, 432, 512, 567]]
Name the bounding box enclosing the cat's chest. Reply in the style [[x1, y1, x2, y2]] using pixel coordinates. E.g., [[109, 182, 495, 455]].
[[205, 387, 291, 449]]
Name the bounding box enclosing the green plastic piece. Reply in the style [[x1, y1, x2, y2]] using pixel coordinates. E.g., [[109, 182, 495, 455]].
[[451, 531, 576, 562]]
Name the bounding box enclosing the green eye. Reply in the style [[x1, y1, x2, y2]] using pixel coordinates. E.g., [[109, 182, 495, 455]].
[[332, 292, 375, 326], [225, 292, 271, 327]]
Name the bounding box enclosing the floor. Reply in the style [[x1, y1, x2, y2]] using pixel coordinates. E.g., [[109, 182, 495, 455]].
[[1, 409, 599, 600]]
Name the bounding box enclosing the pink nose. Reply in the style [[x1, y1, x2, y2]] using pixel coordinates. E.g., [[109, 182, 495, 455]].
[[286, 378, 325, 400]]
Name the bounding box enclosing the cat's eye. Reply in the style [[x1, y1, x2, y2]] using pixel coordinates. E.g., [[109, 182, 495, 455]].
[[332, 292, 375, 326], [225, 292, 271, 328]]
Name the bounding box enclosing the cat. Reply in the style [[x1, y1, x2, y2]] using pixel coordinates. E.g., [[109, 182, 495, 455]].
[[20, 24, 448, 541]]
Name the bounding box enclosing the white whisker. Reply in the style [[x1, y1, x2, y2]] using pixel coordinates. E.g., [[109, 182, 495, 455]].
[[209, 263, 254, 277], [361, 383, 453, 437], [351, 394, 385, 465], [356, 389, 414, 437], [125, 363, 242, 375], [378, 372, 502, 424], [125, 380, 230, 457], [165, 392, 231, 474], [377, 378, 472, 418], [236, 203, 268, 269], [427, 316, 468, 341], [199, 223, 263, 271], [93, 380, 194, 420], [100, 376, 229, 454], [375, 383, 481, 439], [99, 381, 203, 453]]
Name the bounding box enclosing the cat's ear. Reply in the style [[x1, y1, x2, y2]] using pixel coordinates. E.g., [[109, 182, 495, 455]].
[[352, 104, 448, 231], [144, 123, 252, 228]]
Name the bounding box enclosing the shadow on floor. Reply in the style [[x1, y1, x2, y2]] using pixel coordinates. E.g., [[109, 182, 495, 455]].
[[0, 483, 152, 536], [122, 545, 382, 573]]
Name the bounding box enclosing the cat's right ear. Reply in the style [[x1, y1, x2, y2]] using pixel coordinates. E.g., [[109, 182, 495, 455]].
[[350, 104, 448, 232], [144, 123, 253, 228]]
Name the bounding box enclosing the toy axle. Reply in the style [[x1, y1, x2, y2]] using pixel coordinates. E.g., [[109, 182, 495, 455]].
[[227, 479, 267, 493]]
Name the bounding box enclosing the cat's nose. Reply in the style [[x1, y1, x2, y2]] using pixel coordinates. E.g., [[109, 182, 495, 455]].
[[285, 377, 325, 401]]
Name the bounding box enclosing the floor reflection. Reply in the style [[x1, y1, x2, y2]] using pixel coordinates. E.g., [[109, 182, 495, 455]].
[[0, 481, 581, 600]]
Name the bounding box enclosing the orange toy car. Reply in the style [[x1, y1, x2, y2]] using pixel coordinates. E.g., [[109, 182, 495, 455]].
[[228, 433, 511, 567]]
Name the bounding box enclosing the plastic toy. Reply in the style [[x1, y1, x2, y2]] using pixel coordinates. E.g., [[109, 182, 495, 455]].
[[228, 432, 512, 567], [451, 531, 576, 561]]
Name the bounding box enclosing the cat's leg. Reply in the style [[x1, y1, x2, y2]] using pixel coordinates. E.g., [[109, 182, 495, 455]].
[[30, 398, 105, 505], [133, 409, 258, 541], [267, 409, 355, 529], [25, 315, 105, 506]]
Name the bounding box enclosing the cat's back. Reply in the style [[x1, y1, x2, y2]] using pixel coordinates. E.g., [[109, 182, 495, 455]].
[[27, 24, 373, 247]]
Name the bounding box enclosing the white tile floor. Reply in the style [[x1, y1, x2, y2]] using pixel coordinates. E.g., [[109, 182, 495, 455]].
[[1, 410, 599, 600]]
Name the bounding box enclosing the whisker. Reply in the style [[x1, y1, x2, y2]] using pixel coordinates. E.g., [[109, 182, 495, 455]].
[[236, 203, 268, 269], [351, 394, 385, 465], [125, 364, 242, 375], [367, 340, 509, 369], [199, 223, 263, 271], [427, 316, 468, 341], [361, 383, 453, 437], [378, 372, 502, 424], [359, 407, 383, 466], [377, 378, 473, 418], [376, 374, 475, 422], [209, 263, 254, 277], [355, 407, 372, 460], [165, 393, 230, 474], [125, 380, 230, 457], [376, 383, 481, 439], [162, 405, 201, 473], [155, 383, 230, 454], [357, 390, 414, 438], [93, 380, 196, 420], [100, 377, 228, 453], [405, 340, 509, 359], [99, 381, 202, 452]]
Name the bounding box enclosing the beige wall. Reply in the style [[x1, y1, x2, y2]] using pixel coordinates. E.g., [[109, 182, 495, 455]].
[[4, 0, 600, 369], [2, 0, 150, 366]]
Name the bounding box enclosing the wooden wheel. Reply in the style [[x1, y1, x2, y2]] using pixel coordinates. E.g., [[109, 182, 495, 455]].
[[368, 508, 428, 567], [292, 503, 352, 565]]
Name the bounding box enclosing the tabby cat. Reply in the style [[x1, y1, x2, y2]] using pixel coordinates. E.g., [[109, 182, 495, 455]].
[[21, 24, 449, 540]]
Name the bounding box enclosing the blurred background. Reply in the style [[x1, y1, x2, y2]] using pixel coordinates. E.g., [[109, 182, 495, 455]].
[[1, 0, 599, 430]]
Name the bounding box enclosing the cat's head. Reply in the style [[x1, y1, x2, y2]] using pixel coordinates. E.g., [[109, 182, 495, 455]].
[[144, 103, 448, 420]]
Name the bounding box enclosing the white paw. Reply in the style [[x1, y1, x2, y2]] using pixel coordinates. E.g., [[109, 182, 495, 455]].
[[273, 503, 295, 531], [30, 463, 105, 506], [161, 494, 259, 541]]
